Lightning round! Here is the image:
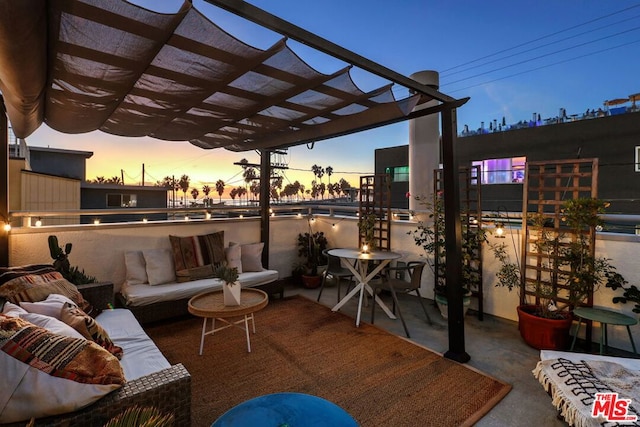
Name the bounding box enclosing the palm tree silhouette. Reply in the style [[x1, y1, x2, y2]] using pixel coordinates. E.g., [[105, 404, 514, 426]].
[[215, 180, 225, 203]]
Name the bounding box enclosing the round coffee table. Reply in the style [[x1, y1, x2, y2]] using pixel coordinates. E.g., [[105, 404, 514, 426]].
[[188, 288, 268, 355], [211, 392, 358, 427]]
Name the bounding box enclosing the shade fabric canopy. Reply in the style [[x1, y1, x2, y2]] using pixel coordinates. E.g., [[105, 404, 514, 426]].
[[0, 0, 455, 152]]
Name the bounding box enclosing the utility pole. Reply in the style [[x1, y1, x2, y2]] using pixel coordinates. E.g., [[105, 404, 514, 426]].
[[142, 163, 145, 186]]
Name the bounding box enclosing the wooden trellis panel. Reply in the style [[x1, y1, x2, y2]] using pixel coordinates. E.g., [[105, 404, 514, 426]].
[[520, 158, 598, 308], [434, 165, 484, 320], [358, 174, 391, 251]]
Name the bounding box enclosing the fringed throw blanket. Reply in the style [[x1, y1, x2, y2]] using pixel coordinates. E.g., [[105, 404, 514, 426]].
[[534, 357, 640, 427]]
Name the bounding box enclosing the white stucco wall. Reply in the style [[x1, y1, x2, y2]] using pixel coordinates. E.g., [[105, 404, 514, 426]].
[[8, 216, 640, 352]]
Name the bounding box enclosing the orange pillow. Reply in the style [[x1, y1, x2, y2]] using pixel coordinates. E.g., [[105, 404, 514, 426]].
[[60, 303, 123, 359]]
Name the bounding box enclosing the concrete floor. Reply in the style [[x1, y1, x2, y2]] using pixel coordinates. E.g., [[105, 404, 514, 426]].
[[285, 281, 606, 427]]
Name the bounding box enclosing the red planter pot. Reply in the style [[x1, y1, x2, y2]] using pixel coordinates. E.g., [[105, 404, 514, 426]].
[[301, 275, 322, 289], [517, 305, 574, 350]]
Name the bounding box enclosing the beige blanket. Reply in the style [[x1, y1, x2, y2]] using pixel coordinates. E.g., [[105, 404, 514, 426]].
[[534, 356, 640, 427]]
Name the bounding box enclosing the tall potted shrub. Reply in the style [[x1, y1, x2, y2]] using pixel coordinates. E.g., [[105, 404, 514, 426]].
[[492, 198, 627, 350], [408, 194, 485, 318]]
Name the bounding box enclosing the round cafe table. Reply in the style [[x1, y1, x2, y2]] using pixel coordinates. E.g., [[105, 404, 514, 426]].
[[328, 248, 401, 327], [188, 288, 268, 355], [211, 392, 358, 427], [570, 306, 638, 355]]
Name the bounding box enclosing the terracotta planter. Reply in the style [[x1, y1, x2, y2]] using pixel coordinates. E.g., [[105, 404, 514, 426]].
[[302, 275, 322, 289], [517, 305, 573, 350]]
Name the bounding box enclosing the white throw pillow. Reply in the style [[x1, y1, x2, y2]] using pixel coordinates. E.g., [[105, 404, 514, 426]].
[[20, 312, 86, 340], [143, 248, 176, 285], [241, 243, 264, 272], [20, 293, 76, 319], [225, 244, 243, 273], [124, 250, 148, 284], [2, 301, 27, 317]]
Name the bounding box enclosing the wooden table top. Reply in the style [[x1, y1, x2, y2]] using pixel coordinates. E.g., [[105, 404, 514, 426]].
[[188, 288, 268, 318]]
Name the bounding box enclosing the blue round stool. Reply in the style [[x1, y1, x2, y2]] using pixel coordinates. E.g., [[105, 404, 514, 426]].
[[211, 392, 358, 427]]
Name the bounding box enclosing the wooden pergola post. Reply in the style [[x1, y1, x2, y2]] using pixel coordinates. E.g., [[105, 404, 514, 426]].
[[0, 97, 9, 266]]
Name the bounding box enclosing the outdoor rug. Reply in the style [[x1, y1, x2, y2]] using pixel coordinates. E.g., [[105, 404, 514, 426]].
[[145, 295, 511, 426]]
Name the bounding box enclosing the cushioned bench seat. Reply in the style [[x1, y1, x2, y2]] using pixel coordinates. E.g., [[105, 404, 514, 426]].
[[95, 308, 170, 380], [117, 269, 279, 324], [120, 270, 279, 307]]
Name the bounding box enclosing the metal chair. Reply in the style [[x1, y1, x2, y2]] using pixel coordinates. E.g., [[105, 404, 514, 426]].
[[370, 261, 431, 338], [317, 249, 354, 304]]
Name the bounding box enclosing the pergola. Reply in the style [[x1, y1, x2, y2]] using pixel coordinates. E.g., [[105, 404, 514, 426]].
[[0, 0, 470, 362]]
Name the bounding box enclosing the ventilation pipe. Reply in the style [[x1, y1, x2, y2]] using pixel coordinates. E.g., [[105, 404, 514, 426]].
[[409, 71, 439, 211]]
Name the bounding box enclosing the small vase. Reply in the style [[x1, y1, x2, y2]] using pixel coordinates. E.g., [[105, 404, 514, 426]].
[[223, 282, 241, 306]]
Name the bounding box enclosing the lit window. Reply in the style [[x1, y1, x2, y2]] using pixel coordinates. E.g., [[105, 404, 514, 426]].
[[106, 194, 137, 208], [472, 157, 526, 184], [385, 166, 409, 182]]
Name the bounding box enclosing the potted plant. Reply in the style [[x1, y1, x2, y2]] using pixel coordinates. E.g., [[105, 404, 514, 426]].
[[357, 212, 377, 251], [214, 263, 241, 306], [492, 198, 627, 350], [408, 194, 485, 318], [296, 217, 328, 289]]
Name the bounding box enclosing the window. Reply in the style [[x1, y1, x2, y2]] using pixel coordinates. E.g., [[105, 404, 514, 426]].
[[106, 193, 137, 208], [385, 166, 409, 182], [472, 157, 526, 184], [635, 146, 640, 172]]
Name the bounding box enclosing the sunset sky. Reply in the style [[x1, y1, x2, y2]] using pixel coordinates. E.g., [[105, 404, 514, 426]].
[[24, 0, 640, 194]]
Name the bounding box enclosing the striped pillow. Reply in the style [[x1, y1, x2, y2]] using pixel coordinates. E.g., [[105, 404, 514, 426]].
[[169, 231, 225, 282]]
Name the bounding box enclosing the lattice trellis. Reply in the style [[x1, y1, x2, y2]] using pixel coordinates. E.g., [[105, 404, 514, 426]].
[[434, 165, 484, 320], [520, 158, 598, 309], [358, 174, 391, 251]]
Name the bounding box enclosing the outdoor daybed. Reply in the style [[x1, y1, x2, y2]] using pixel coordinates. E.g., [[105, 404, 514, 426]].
[[0, 275, 190, 427], [116, 235, 279, 323], [534, 350, 640, 427]]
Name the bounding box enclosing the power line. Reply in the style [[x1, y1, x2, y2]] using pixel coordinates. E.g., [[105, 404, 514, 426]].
[[447, 37, 640, 94], [441, 13, 640, 80], [443, 25, 640, 87], [441, 3, 640, 74]]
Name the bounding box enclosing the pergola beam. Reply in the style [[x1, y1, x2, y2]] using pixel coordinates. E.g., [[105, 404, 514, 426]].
[[204, 0, 455, 103]]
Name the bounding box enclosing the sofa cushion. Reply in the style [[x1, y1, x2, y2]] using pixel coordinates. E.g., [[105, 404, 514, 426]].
[[225, 243, 243, 273], [60, 303, 124, 359], [241, 242, 265, 272], [0, 273, 99, 317], [0, 315, 124, 423], [124, 250, 148, 285], [19, 293, 76, 319], [142, 249, 176, 285], [169, 231, 225, 281]]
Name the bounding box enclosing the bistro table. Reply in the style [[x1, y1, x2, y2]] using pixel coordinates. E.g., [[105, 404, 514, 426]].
[[570, 306, 638, 355], [328, 248, 401, 327]]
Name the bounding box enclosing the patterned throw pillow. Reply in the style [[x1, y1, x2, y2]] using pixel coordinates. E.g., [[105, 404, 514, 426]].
[[0, 273, 99, 317], [0, 315, 124, 384], [0, 264, 57, 286], [59, 303, 123, 359], [0, 315, 124, 423], [169, 231, 225, 282]]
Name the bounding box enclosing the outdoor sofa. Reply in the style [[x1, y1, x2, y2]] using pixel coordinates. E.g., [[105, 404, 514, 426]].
[[115, 234, 280, 324], [1, 280, 190, 427]]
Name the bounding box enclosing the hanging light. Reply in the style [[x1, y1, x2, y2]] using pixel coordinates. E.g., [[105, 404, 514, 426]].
[[495, 222, 505, 238], [35, 218, 42, 227]]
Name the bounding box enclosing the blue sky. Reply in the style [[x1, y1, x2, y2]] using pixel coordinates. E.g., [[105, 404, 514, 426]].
[[26, 0, 640, 191]]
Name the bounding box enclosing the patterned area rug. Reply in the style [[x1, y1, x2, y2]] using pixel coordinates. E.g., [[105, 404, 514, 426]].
[[146, 295, 511, 427]]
